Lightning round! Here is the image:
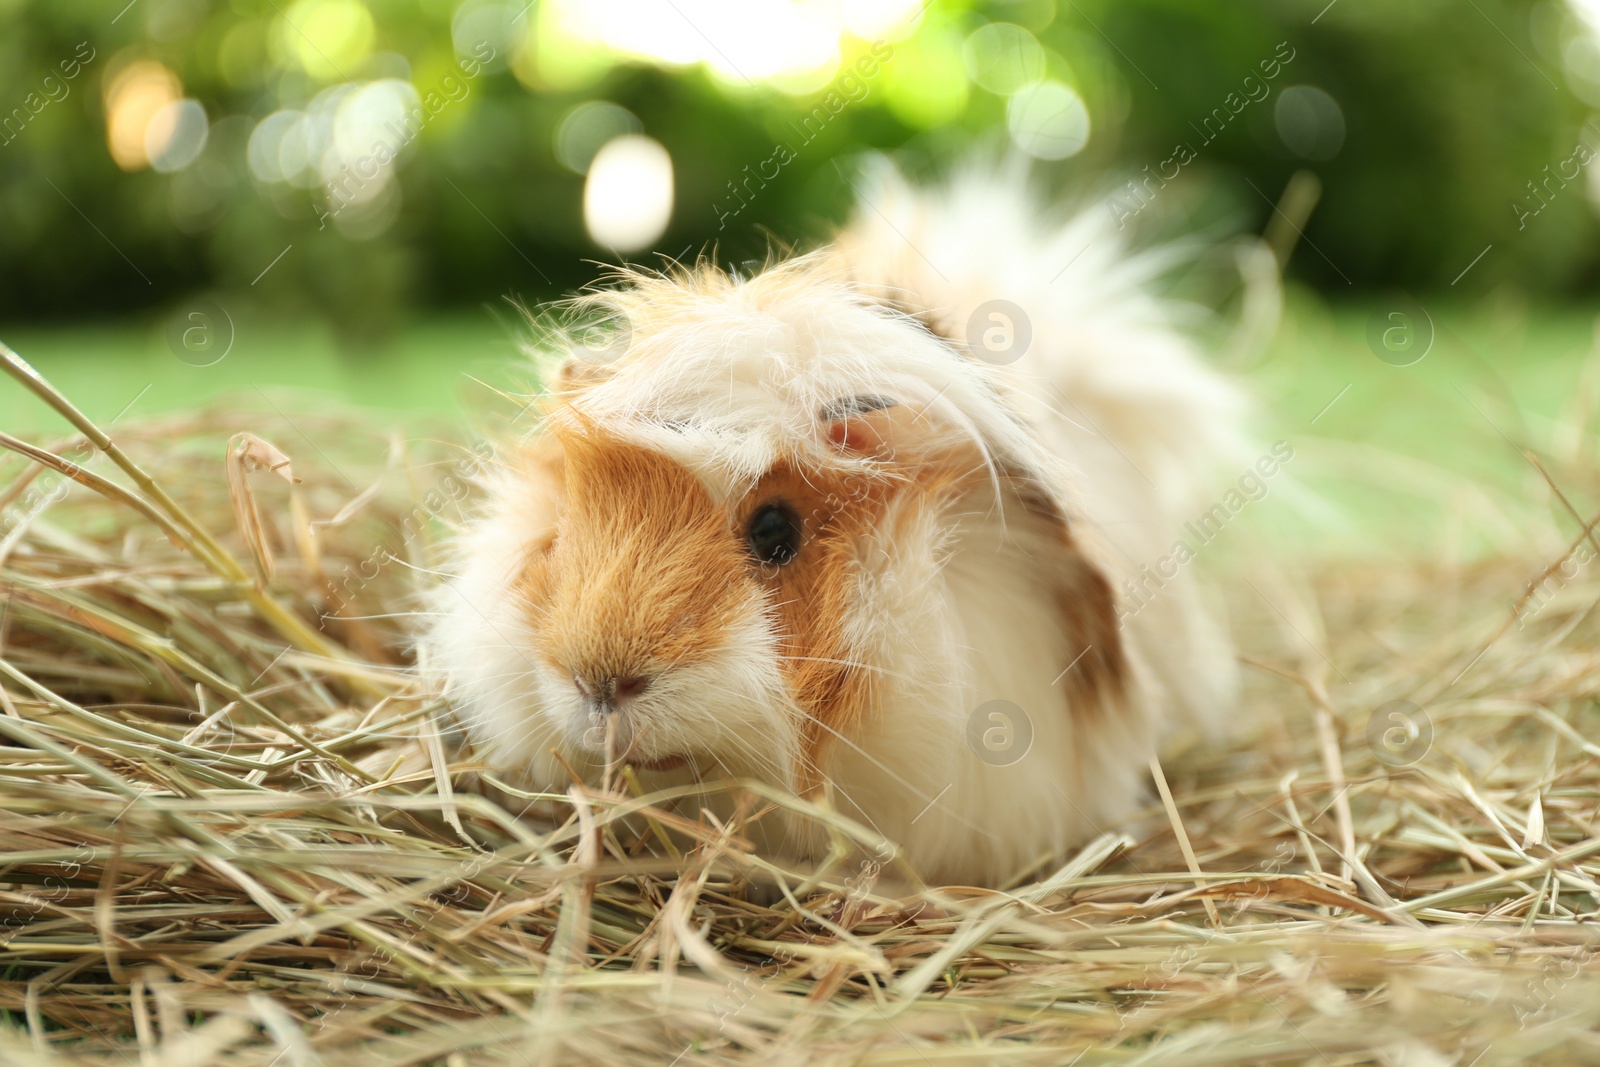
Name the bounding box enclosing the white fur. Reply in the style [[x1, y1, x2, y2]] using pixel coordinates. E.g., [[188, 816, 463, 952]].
[[420, 162, 1243, 886]]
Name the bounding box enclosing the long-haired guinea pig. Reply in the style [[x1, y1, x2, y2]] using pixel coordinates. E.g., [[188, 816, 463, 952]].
[[420, 162, 1245, 888]]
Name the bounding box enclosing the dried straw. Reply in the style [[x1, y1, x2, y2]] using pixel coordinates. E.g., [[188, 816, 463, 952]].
[[2, 341, 1598, 1066]]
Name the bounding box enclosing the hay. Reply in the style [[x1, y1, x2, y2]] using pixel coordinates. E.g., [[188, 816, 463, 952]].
[[2, 341, 1599, 1066]]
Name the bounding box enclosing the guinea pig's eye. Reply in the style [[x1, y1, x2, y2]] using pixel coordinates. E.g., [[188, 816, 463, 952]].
[[746, 502, 802, 566]]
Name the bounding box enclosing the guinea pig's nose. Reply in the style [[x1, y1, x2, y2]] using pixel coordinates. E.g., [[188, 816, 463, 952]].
[[572, 672, 652, 713], [612, 675, 650, 702]]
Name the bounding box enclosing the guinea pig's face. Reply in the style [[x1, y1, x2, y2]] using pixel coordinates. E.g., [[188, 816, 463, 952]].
[[514, 418, 888, 787]]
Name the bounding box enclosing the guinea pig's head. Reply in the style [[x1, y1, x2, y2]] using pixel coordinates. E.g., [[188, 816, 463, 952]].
[[515, 420, 806, 782], [502, 398, 924, 792], [429, 256, 1124, 796]]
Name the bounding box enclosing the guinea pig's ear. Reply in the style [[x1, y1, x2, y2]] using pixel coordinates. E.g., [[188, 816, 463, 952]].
[[820, 394, 913, 458], [551, 309, 631, 395], [548, 357, 616, 398], [859, 289, 960, 349]]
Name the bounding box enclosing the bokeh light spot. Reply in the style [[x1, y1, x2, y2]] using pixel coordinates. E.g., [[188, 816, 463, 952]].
[[247, 110, 301, 183], [583, 134, 674, 252], [280, 0, 374, 81], [883, 21, 969, 127], [1007, 79, 1090, 159], [965, 23, 1046, 95], [147, 99, 209, 173], [217, 19, 268, 89], [516, 1, 612, 90], [544, 0, 854, 89], [1275, 84, 1346, 161], [452, 0, 515, 72], [324, 79, 421, 200], [840, 0, 926, 41], [104, 59, 183, 171], [556, 101, 643, 174]]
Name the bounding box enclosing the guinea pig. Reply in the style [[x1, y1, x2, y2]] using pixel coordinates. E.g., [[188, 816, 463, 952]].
[[419, 162, 1244, 888]]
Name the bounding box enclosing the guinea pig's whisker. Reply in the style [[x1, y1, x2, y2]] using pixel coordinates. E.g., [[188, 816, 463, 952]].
[[775, 654, 912, 681], [787, 707, 996, 840], [665, 692, 785, 779], [650, 679, 903, 818], [636, 684, 787, 784], [614, 717, 664, 767], [456, 667, 545, 696], [383, 558, 460, 579], [702, 724, 785, 783]]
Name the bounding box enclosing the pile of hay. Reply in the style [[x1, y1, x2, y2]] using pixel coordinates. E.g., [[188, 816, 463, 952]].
[[2, 343, 1598, 1066]]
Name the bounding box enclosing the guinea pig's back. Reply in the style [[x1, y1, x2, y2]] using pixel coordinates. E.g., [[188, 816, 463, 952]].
[[834, 158, 1246, 738]]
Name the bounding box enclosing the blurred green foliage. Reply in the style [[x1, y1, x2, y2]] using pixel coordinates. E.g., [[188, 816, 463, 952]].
[[0, 0, 1595, 339]]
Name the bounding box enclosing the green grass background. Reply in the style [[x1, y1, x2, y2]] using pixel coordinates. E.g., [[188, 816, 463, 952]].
[[4, 293, 1597, 562]]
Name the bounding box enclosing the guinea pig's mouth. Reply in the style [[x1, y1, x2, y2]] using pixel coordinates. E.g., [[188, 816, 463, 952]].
[[570, 696, 695, 774], [599, 746, 692, 774], [578, 723, 692, 773]]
